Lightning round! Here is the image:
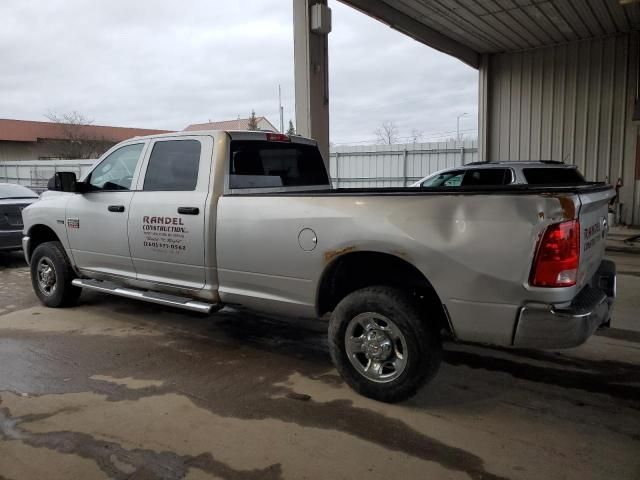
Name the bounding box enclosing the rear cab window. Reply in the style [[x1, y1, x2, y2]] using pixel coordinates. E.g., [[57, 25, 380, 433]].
[[522, 167, 586, 185], [229, 140, 330, 191]]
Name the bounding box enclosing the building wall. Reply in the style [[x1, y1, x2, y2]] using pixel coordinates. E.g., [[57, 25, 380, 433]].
[[0, 141, 43, 161], [483, 32, 640, 224], [0, 139, 116, 162]]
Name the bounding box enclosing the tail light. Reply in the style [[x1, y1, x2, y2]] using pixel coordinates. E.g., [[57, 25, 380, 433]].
[[266, 133, 291, 142], [530, 220, 580, 287]]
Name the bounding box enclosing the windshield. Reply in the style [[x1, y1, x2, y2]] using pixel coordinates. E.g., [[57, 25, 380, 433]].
[[0, 183, 38, 199]]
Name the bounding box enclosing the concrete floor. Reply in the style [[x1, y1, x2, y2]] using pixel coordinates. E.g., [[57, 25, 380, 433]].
[[0, 250, 638, 480]]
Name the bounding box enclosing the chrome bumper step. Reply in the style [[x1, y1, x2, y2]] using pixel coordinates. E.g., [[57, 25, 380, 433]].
[[71, 278, 216, 314]]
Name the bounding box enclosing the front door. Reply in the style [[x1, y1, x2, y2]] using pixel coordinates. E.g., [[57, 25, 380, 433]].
[[127, 136, 211, 289], [66, 142, 146, 277]]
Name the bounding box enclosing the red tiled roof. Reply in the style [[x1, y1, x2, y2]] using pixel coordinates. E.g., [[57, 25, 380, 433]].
[[184, 117, 278, 132], [0, 118, 173, 143]]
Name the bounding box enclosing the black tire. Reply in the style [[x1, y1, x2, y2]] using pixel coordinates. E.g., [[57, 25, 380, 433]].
[[328, 286, 442, 403], [30, 241, 81, 308]]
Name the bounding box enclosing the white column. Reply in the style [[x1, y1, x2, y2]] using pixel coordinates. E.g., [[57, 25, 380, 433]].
[[478, 53, 491, 162], [293, 0, 331, 167]]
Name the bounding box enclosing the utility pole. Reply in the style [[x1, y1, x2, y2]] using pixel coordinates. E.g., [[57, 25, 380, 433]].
[[278, 85, 284, 133], [456, 112, 469, 142]]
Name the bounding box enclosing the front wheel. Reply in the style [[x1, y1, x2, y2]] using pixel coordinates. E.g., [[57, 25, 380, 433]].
[[30, 241, 82, 308], [328, 286, 442, 403]]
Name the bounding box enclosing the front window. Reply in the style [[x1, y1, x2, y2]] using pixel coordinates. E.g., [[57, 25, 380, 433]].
[[88, 143, 144, 191], [421, 171, 465, 187]]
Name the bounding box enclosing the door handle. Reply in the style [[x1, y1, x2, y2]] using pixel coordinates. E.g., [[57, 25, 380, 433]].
[[108, 205, 125, 213], [178, 207, 199, 215]]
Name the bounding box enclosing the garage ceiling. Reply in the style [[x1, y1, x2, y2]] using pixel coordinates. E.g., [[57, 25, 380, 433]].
[[340, 0, 640, 66]]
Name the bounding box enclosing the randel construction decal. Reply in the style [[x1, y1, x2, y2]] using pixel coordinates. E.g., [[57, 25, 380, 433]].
[[142, 216, 188, 252]]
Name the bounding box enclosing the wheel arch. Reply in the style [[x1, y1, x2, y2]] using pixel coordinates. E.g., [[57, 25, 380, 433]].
[[25, 224, 64, 263], [316, 250, 453, 336]]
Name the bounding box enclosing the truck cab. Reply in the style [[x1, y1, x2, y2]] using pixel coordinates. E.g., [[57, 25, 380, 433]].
[[23, 131, 325, 306]]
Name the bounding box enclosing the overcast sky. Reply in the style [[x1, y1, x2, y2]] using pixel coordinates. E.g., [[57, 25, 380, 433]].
[[0, 1, 478, 145]]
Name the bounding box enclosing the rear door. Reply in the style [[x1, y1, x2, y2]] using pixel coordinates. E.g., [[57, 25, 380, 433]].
[[127, 136, 212, 289], [217, 137, 330, 309]]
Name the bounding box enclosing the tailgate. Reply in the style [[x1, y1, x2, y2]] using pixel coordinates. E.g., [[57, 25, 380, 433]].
[[576, 188, 615, 289]]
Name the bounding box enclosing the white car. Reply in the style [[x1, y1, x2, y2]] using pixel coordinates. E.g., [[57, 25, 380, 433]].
[[412, 161, 586, 187]]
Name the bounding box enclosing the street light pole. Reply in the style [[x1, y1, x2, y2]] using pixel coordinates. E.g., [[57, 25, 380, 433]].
[[456, 112, 469, 142], [278, 84, 284, 133]]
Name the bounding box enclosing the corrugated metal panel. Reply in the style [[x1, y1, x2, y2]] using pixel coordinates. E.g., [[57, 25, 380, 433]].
[[354, 0, 640, 55], [330, 140, 477, 188], [485, 32, 639, 224]]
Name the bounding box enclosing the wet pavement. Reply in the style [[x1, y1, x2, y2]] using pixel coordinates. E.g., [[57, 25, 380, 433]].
[[0, 252, 639, 480]]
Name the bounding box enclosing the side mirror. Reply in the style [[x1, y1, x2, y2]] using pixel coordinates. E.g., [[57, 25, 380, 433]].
[[47, 172, 79, 192]]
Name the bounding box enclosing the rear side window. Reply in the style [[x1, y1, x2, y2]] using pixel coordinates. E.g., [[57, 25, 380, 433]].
[[461, 168, 513, 186], [523, 167, 586, 185], [229, 141, 329, 189], [143, 140, 201, 191]]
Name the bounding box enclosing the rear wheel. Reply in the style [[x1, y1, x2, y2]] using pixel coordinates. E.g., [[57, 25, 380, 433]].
[[328, 286, 441, 403], [30, 241, 81, 307]]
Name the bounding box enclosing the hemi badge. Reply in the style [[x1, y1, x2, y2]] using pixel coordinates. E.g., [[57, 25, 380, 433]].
[[56, 219, 64, 224], [67, 218, 80, 229]]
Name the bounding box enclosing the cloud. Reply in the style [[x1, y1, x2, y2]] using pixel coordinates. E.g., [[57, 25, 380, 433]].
[[0, 0, 478, 144]]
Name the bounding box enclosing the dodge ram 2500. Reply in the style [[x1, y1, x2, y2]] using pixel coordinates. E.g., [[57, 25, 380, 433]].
[[22, 130, 616, 402]]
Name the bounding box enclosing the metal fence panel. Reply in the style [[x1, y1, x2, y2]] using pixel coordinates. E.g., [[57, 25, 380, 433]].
[[0, 159, 96, 192], [330, 140, 478, 188]]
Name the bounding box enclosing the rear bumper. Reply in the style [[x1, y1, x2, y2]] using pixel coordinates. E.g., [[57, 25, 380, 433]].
[[0, 230, 24, 251], [513, 260, 616, 349]]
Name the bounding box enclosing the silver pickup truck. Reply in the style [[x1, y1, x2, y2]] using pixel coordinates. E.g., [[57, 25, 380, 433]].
[[22, 130, 616, 402]]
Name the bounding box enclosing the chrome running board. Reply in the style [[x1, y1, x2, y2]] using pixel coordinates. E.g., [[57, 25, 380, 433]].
[[71, 278, 216, 314]]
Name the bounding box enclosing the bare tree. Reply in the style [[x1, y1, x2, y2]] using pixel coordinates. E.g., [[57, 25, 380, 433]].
[[247, 110, 259, 130], [44, 110, 113, 159], [410, 129, 424, 144], [375, 121, 399, 145]]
